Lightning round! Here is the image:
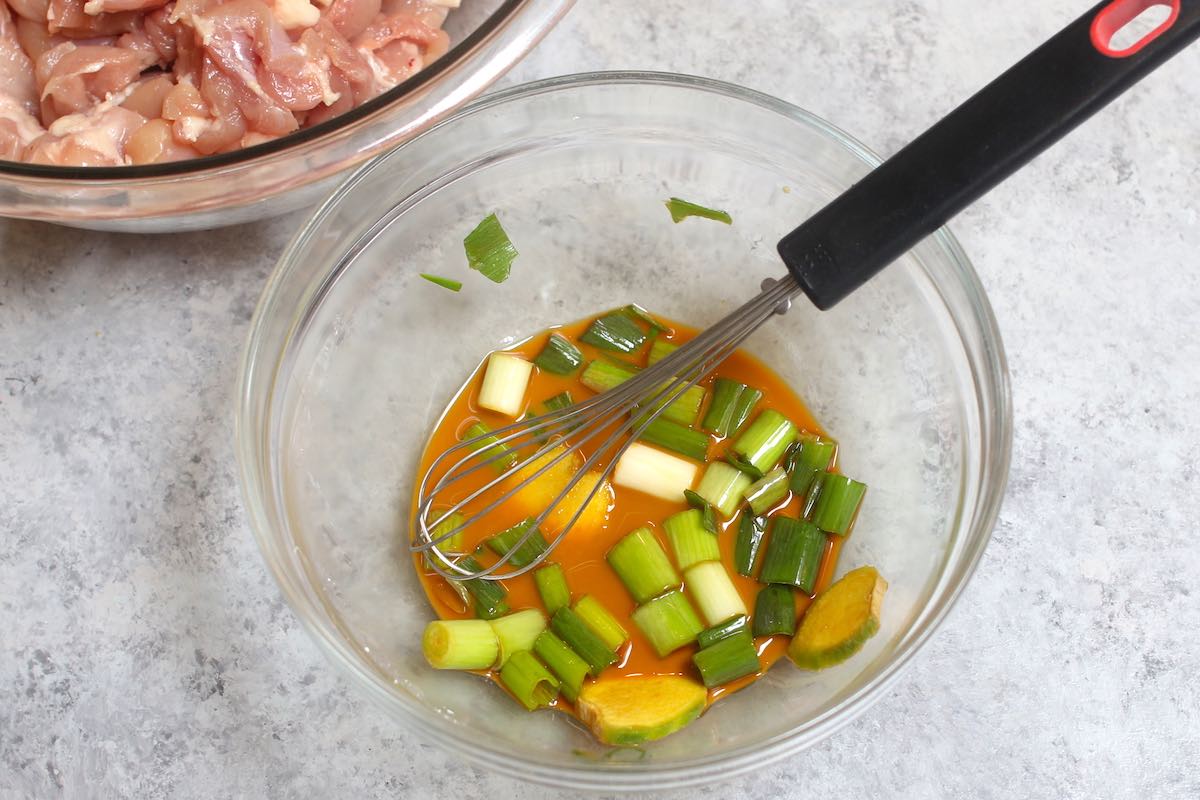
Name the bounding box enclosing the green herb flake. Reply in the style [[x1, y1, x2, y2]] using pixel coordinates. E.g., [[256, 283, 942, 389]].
[[665, 197, 733, 225], [420, 273, 463, 292], [464, 213, 518, 283]]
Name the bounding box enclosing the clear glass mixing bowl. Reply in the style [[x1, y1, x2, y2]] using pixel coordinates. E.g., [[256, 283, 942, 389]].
[[0, 0, 571, 232], [237, 72, 1011, 790]]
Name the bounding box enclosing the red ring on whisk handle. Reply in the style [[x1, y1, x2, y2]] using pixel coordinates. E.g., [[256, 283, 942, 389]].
[[1091, 0, 1181, 57]]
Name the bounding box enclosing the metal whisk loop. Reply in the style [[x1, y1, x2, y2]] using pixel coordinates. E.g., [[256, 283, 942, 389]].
[[412, 273, 802, 581]]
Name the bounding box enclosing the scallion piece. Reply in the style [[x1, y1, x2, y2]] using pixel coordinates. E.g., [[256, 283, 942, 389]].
[[753, 584, 797, 637], [732, 409, 797, 472], [474, 597, 510, 620], [533, 630, 589, 702], [647, 338, 678, 366], [631, 590, 704, 657], [550, 607, 617, 676], [531, 392, 574, 442], [701, 378, 743, 437], [456, 556, 508, 619], [462, 421, 518, 472], [787, 435, 838, 498], [694, 461, 753, 518], [478, 353, 533, 417], [725, 453, 765, 481], [534, 563, 571, 614], [464, 213, 517, 283], [422, 619, 499, 670], [580, 311, 647, 353], [734, 513, 767, 577], [637, 416, 711, 462], [641, 381, 706, 427], [573, 595, 629, 650], [606, 527, 680, 604], [758, 517, 826, 592], [419, 273, 462, 292], [499, 650, 559, 710], [486, 519, 549, 568], [684, 561, 748, 626], [683, 490, 718, 533], [692, 630, 760, 687], [802, 472, 827, 519], [810, 474, 868, 535], [744, 467, 790, 515], [663, 509, 720, 570], [665, 197, 733, 225], [422, 511, 467, 571], [580, 360, 705, 426], [623, 303, 668, 334], [535, 333, 584, 375], [489, 608, 548, 668], [729, 386, 763, 435], [580, 359, 634, 393], [696, 614, 749, 649]]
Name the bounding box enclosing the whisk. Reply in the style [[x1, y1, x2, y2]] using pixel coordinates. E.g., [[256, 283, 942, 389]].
[[411, 0, 1200, 580]]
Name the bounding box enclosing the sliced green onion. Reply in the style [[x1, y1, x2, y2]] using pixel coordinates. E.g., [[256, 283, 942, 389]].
[[692, 630, 760, 687], [474, 597, 510, 620], [462, 421, 518, 472], [665, 197, 733, 225], [744, 467, 790, 515], [631, 590, 704, 657], [787, 435, 838, 498], [580, 359, 634, 393], [734, 513, 768, 577], [810, 474, 868, 535], [464, 213, 517, 283], [489, 608, 548, 668], [694, 461, 753, 518], [612, 442, 699, 502], [701, 378, 742, 437], [641, 381, 706, 426], [581, 360, 705, 426], [533, 630, 589, 702], [499, 650, 559, 710], [637, 416, 711, 462], [580, 311, 647, 353], [531, 391, 574, 442], [422, 619, 499, 669], [456, 556, 508, 619], [683, 490, 718, 533], [599, 351, 644, 371], [663, 509, 720, 570], [478, 353, 533, 417], [623, 303, 668, 334], [753, 584, 797, 637], [486, 519, 549, 568], [606, 527, 680, 604], [725, 453, 765, 481], [550, 607, 617, 676], [696, 614, 749, 649], [684, 561, 748, 626], [422, 511, 467, 571], [758, 517, 825, 592], [419, 273, 462, 292], [535, 333, 584, 375], [647, 338, 678, 366], [573, 595, 629, 650], [534, 563, 571, 614], [729, 386, 763, 435], [732, 409, 797, 472]]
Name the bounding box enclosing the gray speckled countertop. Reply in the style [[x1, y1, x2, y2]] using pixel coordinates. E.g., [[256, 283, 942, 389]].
[[3, 1, 1199, 797]]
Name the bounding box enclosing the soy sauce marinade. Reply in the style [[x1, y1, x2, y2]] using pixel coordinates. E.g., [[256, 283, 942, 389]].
[[412, 310, 850, 735]]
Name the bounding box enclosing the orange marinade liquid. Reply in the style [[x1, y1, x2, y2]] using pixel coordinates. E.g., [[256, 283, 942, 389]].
[[411, 313, 845, 714]]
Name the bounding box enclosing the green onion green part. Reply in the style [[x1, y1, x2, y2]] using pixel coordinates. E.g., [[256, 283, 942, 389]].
[[725, 453, 765, 481], [419, 273, 462, 292], [697, 614, 749, 649], [533, 630, 589, 702], [684, 561, 748, 626], [810, 474, 868, 535], [474, 597, 510, 620], [456, 556, 508, 619], [758, 517, 826, 592], [533, 563, 571, 614], [744, 467, 790, 515], [729, 386, 763, 435], [581, 360, 705, 426], [489, 608, 548, 668], [422, 511, 467, 571], [647, 338, 679, 366], [663, 509, 721, 570], [462, 421, 518, 473], [753, 584, 797, 637], [606, 527, 680, 604], [802, 472, 827, 519], [637, 416, 711, 461], [535, 333, 584, 375], [665, 197, 734, 225], [631, 590, 704, 657], [734, 513, 768, 577], [694, 461, 753, 518], [684, 490, 718, 533], [422, 619, 499, 670], [732, 409, 797, 472], [580, 312, 647, 353], [550, 607, 617, 676], [692, 630, 760, 687], [701, 378, 743, 437], [499, 650, 559, 710], [787, 435, 838, 498], [623, 304, 668, 334], [573, 595, 630, 650], [580, 359, 634, 393], [486, 519, 549, 568], [463, 213, 518, 283]]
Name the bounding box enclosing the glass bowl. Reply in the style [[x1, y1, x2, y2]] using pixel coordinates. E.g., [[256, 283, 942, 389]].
[[0, 0, 571, 233], [237, 71, 1011, 790]]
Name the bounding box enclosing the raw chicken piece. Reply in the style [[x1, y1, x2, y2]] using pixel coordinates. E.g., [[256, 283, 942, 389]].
[[124, 115, 197, 161], [47, 0, 141, 37], [36, 41, 157, 119], [14, 16, 71, 61], [120, 71, 172, 115], [0, 96, 45, 159], [0, 0, 38, 112], [324, 0, 379, 40], [353, 12, 445, 91], [5, 0, 50, 24], [83, 0, 168, 16], [24, 102, 143, 164]]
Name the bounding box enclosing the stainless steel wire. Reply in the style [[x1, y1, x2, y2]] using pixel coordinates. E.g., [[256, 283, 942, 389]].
[[410, 273, 803, 581]]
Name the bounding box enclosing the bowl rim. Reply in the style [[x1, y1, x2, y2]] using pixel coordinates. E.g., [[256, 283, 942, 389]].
[[237, 69, 1013, 790]]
